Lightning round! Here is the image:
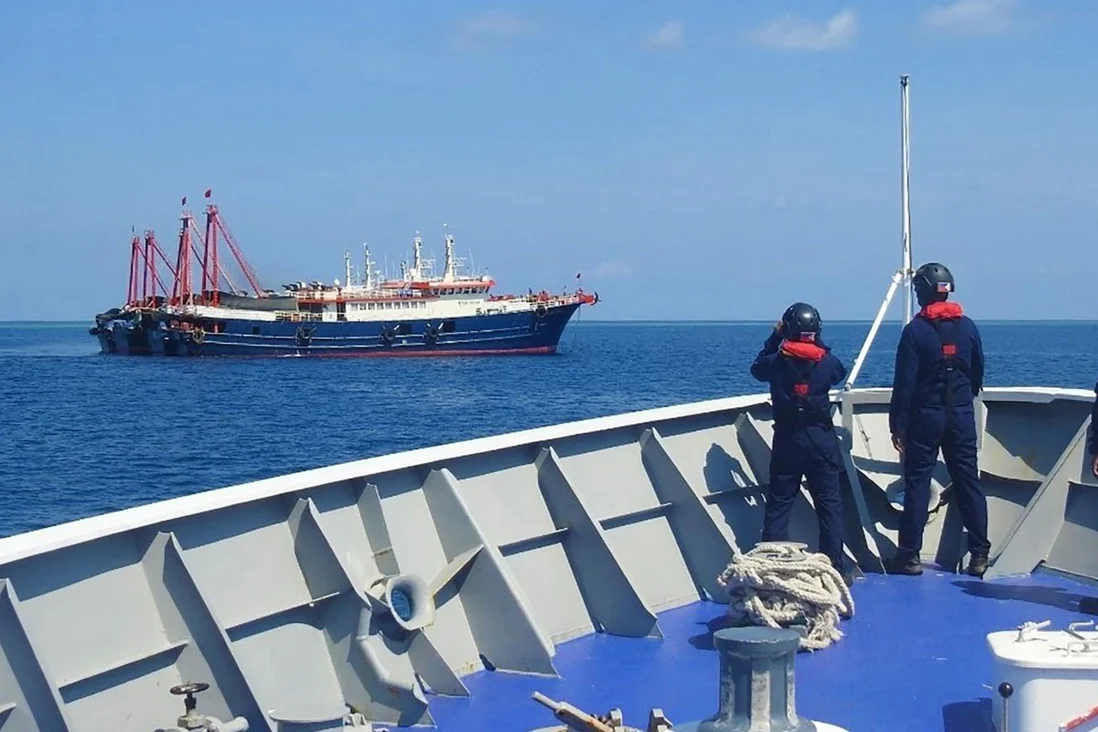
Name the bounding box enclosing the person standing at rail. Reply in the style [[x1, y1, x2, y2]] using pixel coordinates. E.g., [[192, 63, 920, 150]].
[[887, 262, 991, 577], [750, 302, 854, 587]]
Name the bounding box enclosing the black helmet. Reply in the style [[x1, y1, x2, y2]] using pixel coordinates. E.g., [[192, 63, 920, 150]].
[[781, 302, 821, 342], [912, 262, 954, 305]]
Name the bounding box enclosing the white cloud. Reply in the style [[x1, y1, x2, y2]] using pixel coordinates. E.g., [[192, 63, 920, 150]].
[[590, 260, 633, 279], [647, 20, 684, 51], [748, 9, 857, 52], [452, 11, 533, 50], [755, 195, 790, 212], [922, 0, 1020, 37]]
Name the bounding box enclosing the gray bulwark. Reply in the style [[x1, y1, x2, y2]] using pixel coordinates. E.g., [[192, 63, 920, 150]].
[[535, 447, 662, 639], [0, 387, 1092, 730], [987, 412, 1095, 578], [638, 427, 736, 601], [0, 580, 73, 732]]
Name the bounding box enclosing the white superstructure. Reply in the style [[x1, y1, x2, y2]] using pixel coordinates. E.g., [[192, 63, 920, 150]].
[[185, 227, 595, 324]]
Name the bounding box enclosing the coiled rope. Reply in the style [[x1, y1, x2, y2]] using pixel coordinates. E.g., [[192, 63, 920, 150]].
[[716, 542, 855, 651]]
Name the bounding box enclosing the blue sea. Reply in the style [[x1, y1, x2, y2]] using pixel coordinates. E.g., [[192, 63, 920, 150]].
[[2, 320, 1096, 539]]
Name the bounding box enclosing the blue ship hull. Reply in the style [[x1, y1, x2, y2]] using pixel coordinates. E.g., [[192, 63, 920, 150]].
[[91, 302, 582, 357]]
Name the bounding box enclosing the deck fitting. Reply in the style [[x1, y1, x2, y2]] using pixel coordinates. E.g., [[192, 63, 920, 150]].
[[679, 626, 816, 731]]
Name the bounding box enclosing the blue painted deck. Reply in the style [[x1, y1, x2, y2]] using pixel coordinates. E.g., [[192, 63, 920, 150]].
[[413, 569, 1098, 732]]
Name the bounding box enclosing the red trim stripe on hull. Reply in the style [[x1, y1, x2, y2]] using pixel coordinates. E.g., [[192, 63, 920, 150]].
[[161, 345, 562, 359], [304, 345, 558, 358]]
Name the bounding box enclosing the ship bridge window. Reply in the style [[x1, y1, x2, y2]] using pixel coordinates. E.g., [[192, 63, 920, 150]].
[[442, 320, 456, 333], [398, 323, 412, 335], [368, 303, 376, 310], [252, 325, 260, 335]]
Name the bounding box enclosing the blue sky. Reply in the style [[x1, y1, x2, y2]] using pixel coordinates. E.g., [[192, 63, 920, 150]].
[[1, 0, 1095, 321]]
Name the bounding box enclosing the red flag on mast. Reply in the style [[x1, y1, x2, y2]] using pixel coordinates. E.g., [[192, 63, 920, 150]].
[[204, 189, 212, 198], [181, 196, 187, 206]]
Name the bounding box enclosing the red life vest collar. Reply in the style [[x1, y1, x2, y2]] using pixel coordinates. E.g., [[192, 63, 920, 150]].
[[780, 340, 827, 362], [919, 301, 964, 320]]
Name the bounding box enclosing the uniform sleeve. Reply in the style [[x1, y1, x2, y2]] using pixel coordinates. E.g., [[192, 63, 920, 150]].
[[749, 330, 783, 382], [888, 325, 918, 436], [970, 321, 985, 395], [829, 353, 848, 387], [1090, 380, 1098, 456]]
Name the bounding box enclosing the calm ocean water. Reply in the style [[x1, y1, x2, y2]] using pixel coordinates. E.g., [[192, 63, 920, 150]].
[[1, 320, 1095, 538]]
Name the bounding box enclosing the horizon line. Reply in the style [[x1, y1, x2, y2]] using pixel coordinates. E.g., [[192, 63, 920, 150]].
[[5, 318, 1098, 326]]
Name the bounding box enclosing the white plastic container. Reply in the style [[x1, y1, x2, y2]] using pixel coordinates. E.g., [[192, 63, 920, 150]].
[[988, 623, 1098, 732]]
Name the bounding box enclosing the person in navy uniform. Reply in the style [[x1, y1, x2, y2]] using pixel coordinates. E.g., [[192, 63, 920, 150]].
[[750, 302, 853, 586], [887, 262, 990, 577]]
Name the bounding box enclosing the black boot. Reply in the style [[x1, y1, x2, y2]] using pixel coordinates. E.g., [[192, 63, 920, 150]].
[[967, 549, 989, 578], [887, 553, 923, 576]]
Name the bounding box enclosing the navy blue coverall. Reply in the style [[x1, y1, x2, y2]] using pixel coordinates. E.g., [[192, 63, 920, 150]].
[[888, 306, 990, 560], [750, 329, 848, 570]]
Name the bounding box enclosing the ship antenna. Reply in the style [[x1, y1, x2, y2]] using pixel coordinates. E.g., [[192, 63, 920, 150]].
[[443, 223, 455, 281], [900, 72, 914, 324], [845, 74, 915, 391], [363, 243, 375, 289], [412, 231, 423, 280]]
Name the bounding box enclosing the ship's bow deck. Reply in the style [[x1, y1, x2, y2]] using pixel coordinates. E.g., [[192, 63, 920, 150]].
[[419, 568, 1097, 732]]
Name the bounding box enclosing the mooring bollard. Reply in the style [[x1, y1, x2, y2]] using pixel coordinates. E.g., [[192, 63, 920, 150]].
[[677, 626, 847, 732], [529, 625, 847, 731]]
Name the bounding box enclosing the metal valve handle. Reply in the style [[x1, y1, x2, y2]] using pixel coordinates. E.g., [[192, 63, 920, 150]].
[[171, 682, 210, 696], [998, 681, 1013, 732]]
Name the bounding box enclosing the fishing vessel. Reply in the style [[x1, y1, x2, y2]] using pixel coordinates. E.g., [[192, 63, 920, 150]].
[[88, 200, 597, 357], [6, 76, 1096, 732]]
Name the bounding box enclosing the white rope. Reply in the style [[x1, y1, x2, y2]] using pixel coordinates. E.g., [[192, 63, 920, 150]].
[[716, 542, 855, 651]]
